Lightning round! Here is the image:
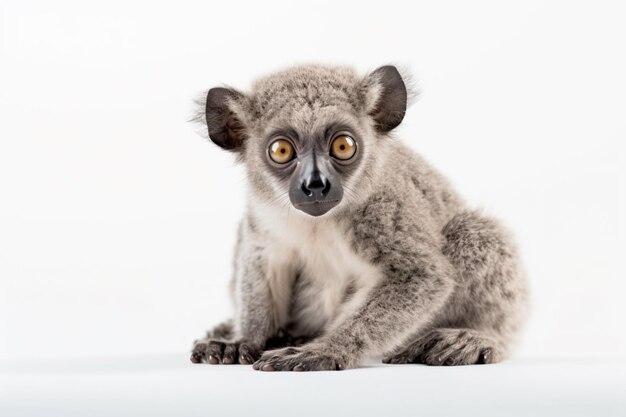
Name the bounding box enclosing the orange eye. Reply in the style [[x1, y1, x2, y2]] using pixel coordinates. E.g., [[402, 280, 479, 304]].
[[330, 135, 356, 160], [268, 139, 295, 164]]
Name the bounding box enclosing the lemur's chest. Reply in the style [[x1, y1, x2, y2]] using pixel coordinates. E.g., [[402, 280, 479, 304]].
[[258, 212, 382, 337]]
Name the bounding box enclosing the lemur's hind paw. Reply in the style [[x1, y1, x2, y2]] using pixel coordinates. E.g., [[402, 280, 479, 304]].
[[383, 328, 502, 366], [190, 340, 261, 365]]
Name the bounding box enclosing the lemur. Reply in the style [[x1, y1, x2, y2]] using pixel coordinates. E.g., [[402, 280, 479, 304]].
[[190, 65, 529, 371]]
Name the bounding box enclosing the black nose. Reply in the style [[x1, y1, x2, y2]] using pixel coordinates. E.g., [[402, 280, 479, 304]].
[[301, 174, 331, 198]]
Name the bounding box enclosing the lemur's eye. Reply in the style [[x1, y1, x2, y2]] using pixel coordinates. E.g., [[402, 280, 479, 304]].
[[330, 135, 357, 160], [268, 139, 295, 164]]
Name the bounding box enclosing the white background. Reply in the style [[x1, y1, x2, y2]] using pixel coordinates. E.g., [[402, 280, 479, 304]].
[[1, 0, 625, 361]]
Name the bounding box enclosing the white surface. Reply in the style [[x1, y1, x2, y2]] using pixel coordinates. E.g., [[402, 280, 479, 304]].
[[1, 355, 625, 417], [1, 0, 626, 362]]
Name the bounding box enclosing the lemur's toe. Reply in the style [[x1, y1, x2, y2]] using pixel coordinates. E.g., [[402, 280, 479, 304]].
[[239, 343, 261, 365], [222, 343, 239, 364], [191, 341, 211, 364], [190, 351, 203, 364], [206, 341, 226, 364]]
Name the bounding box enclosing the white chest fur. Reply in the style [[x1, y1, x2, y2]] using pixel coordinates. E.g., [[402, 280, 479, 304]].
[[254, 206, 382, 337]]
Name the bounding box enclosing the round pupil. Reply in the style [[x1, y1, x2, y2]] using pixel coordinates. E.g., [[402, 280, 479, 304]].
[[331, 136, 356, 160], [270, 140, 293, 163]]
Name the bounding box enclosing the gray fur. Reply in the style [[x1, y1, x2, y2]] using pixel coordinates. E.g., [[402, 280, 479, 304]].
[[190, 64, 529, 371]]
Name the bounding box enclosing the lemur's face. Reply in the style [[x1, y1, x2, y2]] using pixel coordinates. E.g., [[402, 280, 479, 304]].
[[255, 106, 368, 217], [201, 65, 407, 217], [266, 128, 356, 216]]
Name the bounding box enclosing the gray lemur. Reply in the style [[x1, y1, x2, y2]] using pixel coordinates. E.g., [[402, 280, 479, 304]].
[[190, 65, 529, 371]]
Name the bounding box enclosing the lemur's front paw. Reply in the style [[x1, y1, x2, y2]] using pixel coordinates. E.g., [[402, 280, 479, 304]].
[[190, 340, 261, 365], [253, 344, 349, 372]]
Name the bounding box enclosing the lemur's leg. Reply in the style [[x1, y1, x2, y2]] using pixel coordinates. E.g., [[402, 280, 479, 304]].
[[384, 210, 529, 365], [253, 194, 457, 371], [191, 228, 278, 365]]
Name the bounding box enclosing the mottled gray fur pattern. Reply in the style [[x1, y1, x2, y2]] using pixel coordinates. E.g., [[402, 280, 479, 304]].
[[190, 64, 529, 371]]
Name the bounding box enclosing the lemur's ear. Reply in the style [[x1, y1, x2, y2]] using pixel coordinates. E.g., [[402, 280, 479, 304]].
[[205, 87, 247, 151], [364, 66, 407, 132]]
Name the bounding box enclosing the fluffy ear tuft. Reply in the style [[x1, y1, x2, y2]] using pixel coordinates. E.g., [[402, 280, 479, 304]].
[[205, 87, 247, 151], [364, 65, 408, 132]]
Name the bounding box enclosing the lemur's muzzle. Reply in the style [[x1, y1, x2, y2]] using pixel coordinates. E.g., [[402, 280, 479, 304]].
[[289, 154, 343, 217]]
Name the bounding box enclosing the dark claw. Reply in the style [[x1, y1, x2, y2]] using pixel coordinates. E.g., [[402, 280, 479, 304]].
[[261, 363, 275, 372], [207, 355, 219, 365], [222, 356, 234, 364], [477, 349, 491, 364], [444, 357, 455, 366]]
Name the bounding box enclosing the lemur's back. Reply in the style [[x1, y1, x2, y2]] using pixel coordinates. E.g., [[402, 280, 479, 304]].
[[360, 140, 464, 234]]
